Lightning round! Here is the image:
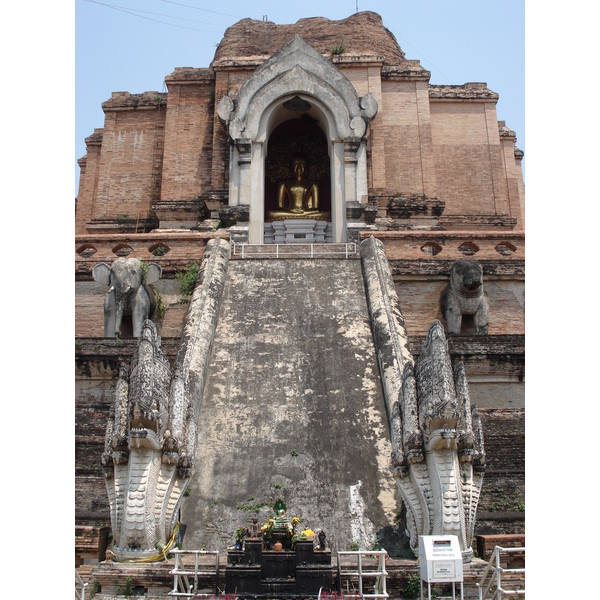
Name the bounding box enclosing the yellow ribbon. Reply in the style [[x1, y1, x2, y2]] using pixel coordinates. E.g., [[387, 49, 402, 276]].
[[107, 522, 180, 563]]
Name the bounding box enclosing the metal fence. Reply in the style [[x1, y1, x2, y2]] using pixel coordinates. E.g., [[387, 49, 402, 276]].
[[476, 545, 525, 599], [168, 549, 221, 598], [75, 569, 88, 600], [231, 242, 358, 259], [336, 550, 389, 600]]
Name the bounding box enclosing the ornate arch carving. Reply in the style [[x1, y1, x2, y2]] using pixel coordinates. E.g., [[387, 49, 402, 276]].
[[216, 35, 377, 243], [217, 35, 377, 143]]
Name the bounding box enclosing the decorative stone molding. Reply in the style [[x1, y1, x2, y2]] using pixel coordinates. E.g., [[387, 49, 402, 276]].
[[438, 214, 517, 230], [152, 200, 206, 230], [220, 35, 377, 142]]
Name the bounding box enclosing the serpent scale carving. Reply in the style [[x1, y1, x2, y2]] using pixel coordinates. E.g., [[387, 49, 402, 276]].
[[361, 236, 485, 560], [101, 238, 229, 561]]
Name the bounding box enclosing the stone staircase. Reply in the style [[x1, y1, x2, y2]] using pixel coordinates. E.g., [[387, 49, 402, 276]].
[[180, 257, 398, 554]]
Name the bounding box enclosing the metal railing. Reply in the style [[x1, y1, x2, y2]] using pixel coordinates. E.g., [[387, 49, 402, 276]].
[[336, 550, 389, 600], [231, 241, 358, 259], [75, 569, 88, 600], [168, 549, 220, 598], [319, 590, 361, 600], [476, 545, 525, 599]]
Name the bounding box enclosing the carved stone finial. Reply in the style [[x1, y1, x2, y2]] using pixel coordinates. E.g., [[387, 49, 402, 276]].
[[360, 93, 378, 121], [216, 94, 234, 126]]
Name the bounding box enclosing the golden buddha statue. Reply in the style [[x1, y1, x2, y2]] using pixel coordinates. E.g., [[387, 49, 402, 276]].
[[266, 156, 330, 221]]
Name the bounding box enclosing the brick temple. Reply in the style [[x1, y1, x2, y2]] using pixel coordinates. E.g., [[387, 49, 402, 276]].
[[75, 11, 524, 597]]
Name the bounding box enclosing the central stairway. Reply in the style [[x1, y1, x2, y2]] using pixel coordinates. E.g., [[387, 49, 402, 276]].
[[181, 254, 399, 553]]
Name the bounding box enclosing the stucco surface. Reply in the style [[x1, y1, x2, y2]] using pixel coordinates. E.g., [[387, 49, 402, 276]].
[[181, 259, 398, 552]]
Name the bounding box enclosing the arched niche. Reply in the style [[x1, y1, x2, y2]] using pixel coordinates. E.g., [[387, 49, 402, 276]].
[[217, 36, 378, 243], [264, 114, 331, 222]]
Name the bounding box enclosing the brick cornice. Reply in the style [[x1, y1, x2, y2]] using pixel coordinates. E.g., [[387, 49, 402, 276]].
[[102, 91, 167, 112], [382, 61, 431, 81], [164, 67, 215, 84], [429, 82, 499, 101]]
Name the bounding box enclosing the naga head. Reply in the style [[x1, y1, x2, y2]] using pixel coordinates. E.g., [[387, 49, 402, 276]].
[[416, 321, 460, 450], [128, 321, 170, 450]]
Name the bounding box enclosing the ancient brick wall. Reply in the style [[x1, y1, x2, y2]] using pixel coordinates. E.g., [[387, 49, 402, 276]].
[[378, 79, 436, 197], [76, 130, 103, 235], [429, 99, 509, 217], [500, 127, 525, 230], [212, 12, 404, 66], [88, 94, 166, 229], [76, 377, 114, 524], [160, 71, 214, 202], [475, 408, 525, 535]]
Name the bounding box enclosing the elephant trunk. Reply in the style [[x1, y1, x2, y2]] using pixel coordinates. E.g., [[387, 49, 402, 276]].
[[115, 296, 125, 338]]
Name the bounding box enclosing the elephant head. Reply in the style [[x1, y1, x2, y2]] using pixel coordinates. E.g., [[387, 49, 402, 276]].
[[92, 258, 162, 339]]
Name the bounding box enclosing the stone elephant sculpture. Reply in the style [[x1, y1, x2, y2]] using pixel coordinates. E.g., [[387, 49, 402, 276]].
[[440, 259, 489, 335], [92, 258, 162, 339]]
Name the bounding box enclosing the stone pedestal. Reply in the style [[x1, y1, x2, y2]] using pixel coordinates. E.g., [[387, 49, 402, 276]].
[[264, 220, 333, 244], [225, 539, 332, 597]]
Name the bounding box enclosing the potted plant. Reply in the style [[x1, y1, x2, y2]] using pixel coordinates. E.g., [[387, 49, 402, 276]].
[[235, 527, 248, 550], [261, 518, 274, 549]]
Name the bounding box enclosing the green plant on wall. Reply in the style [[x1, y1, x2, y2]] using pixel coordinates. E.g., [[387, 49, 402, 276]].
[[330, 42, 346, 55], [89, 577, 100, 598], [153, 289, 166, 318], [402, 575, 421, 598], [175, 260, 200, 296], [140, 260, 149, 280], [117, 575, 134, 596], [236, 496, 270, 513]]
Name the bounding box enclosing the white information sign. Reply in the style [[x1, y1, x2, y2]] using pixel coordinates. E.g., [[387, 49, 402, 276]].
[[418, 535, 463, 583]]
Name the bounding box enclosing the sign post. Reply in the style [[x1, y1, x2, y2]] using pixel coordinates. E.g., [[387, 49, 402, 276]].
[[418, 535, 463, 600]]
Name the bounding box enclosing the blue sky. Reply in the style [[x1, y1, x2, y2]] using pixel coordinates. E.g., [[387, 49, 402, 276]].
[[75, 0, 525, 196]]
